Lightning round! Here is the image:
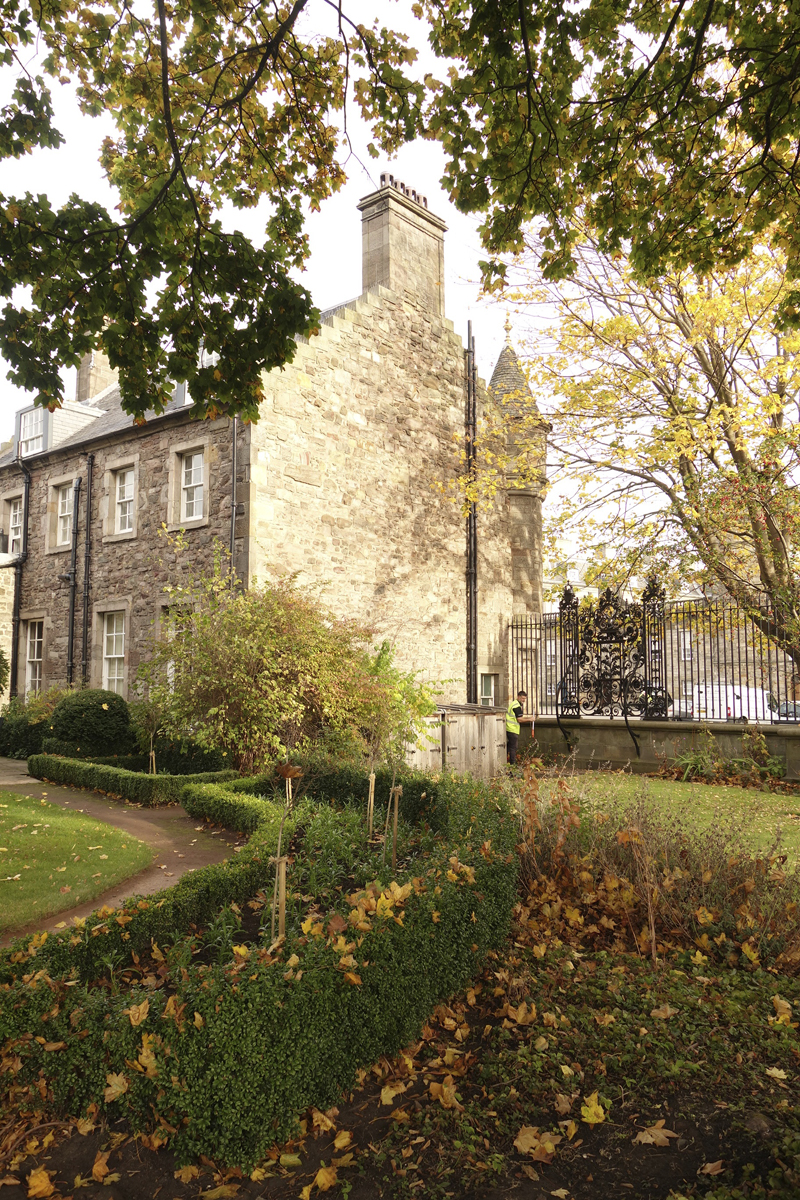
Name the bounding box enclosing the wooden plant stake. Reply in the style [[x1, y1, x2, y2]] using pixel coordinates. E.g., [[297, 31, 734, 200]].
[[367, 773, 376, 837], [277, 856, 288, 938], [392, 785, 402, 871]]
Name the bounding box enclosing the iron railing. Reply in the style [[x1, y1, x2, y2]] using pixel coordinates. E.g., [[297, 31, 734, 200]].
[[512, 583, 800, 727]]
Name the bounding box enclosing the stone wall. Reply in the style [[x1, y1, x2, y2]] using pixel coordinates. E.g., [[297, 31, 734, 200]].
[[0, 411, 241, 698], [248, 284, 524, 703], [0, 559, 16, 700]]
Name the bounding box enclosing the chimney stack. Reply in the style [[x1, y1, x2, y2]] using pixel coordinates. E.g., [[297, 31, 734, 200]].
[[75, 350, 117, 403], [357, 176, 447, 314]]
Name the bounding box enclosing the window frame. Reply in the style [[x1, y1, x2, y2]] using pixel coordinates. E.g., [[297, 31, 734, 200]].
[[18, 408, 45, 456], [25, 619, 44, 697], [167, 437, 210, 531], [115, 467, 135, 534], [102, 610, 126, 694], [56, 483, 73, 547], [101, 455, 139, 543]]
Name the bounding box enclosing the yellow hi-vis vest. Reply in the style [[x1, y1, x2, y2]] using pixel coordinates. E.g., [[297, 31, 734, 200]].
[[506, 702, 521, 734]]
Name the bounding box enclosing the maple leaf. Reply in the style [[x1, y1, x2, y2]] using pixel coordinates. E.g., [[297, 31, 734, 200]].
[[200, 1186, 240, 1198], [103, 1073, 128, 1103], [194, 1011, 204, 1029], [772, 995, 792, 1025], [633, 1120, 679, 1146], [280, 1153, 302, 1168], [514, 1126, 543, 1156], [554, 1093, 572, 1115], [174, 1165, 199, 1183], [127, 999, 149, 1027], [429, 1075, 462, 1110], [334, 1130, 352, 1150], [91, 1151, 110, 1183], [312, 1108, 335, 1132], [327, 913, 348, 935], [26, 1168, 55, 1198], [75, 1118, 95, 1135], [580, 1092, 606, 1125], [534, 1035, 549, 1051], [314, 1164, 338, 1192], [650, 1003, 679, 1020], [380, 1082, 407, 1106], [766, 1066, 788, 1080], [594, 1012, 615, 1026], [344, 972, 362, 986], [698, 1161, 725, 1175]]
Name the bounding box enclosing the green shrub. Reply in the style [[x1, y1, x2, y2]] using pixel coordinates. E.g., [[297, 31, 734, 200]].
[[50, 689, 135, 756], [41, 737, 150, 771], [27, 755, 238, 807], [0, 686, 71, 759], [0, 766, 518, 1167], [151, 737, 226, 774]]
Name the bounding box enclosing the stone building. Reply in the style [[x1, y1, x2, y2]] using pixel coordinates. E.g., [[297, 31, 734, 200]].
[[0, 180, 545, 706]]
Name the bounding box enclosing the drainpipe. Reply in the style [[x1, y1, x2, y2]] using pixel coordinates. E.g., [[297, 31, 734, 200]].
[[465, 322, 478, 704], [9, 456, 31, 699], [229, 415, 238, 582], [80, 454, 94, 685], [65, 476, 82, 686]]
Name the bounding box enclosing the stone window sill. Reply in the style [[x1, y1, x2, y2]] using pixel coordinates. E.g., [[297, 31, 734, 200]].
[[46, 544, 73, 555], [166, 517, 209, 533], [102, 531, 138, 545]]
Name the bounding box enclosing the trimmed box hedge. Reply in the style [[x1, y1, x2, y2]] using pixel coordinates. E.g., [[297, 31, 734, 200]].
[[27, 754, 239, 807], [0, 766, 518, 1167], [41, 738, 151, 771]]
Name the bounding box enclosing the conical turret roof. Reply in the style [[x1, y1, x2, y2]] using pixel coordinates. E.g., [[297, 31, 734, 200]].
[[488, 332, 538, 413]]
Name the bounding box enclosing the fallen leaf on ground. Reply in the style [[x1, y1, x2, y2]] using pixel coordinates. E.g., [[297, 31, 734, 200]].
[[513, 1126, 561, 1162], [174, 1165, 199, 1183], [279, 1153, 301, 1168], [772, 995, 792, 1024], [699, 1161, 725, 1176], [380, 1082, 407, 1106], [766, 1066, 788, 1080], [333, 1131, 352, 1150], [312, 1108, 336, 1132], [633, 1120, 679, 1146], [554, 1094, 572, 1115], [91, 1152, 110, 1183], [429, 1076, 462, 1110], [126, 999, 149, 1026], [314, 1165, 337, 1192], [520, 1165, 539, 1181], [551, 1189, 570, 1198], [75, 1118, 95, 1135], [200, 1186, 240, 1199], [580, 1092, 606, 1125], [26, 1170, 55, 1199], [650, 1003, 679, 1020], [103, 1072, 128, 1102]]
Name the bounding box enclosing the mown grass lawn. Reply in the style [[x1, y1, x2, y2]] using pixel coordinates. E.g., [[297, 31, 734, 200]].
[[538, 771, 800, 858], [0, 792, 153, 932]]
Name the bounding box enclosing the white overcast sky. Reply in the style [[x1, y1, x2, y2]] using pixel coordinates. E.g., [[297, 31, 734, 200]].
[[0, 0, 513, 444]]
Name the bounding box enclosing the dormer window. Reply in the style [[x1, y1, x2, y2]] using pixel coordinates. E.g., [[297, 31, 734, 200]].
[[19, 408, 44, 456]]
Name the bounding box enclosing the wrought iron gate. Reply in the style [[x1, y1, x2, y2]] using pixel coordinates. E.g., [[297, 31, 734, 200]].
[[511, 578, 800, 749]]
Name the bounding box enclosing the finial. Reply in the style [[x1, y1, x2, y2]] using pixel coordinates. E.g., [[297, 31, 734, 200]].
[[504, 313, 512, 343]]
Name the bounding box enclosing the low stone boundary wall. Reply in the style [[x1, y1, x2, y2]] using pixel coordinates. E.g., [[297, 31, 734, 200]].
[[527, 716, 800, 780]]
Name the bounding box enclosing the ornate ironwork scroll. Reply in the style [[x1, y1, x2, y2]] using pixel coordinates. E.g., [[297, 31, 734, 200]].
[[553, 577, 670, 756]]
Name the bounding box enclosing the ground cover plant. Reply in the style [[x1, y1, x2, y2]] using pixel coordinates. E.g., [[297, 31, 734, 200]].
[[0, 793, 152, 934], [3, 767, 800, 1199], [0, 766, 518, 1169]]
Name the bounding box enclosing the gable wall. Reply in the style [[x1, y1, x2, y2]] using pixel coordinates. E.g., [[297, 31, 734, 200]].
[[247, 285, 522, 703]]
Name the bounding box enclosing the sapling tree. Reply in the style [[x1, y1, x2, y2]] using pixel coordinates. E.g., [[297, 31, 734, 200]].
[[136, 545, 436, 772]]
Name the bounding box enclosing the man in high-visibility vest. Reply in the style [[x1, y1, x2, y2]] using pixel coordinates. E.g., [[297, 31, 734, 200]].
[[506, 690, 527, 765]]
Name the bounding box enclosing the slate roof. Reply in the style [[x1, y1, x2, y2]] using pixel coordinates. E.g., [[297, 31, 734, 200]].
[[0, 381, 192, 470], [488, 341, 538, 412]]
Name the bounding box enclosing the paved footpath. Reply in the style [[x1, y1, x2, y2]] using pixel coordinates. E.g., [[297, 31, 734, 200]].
[[0, 757, 246, 945]]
